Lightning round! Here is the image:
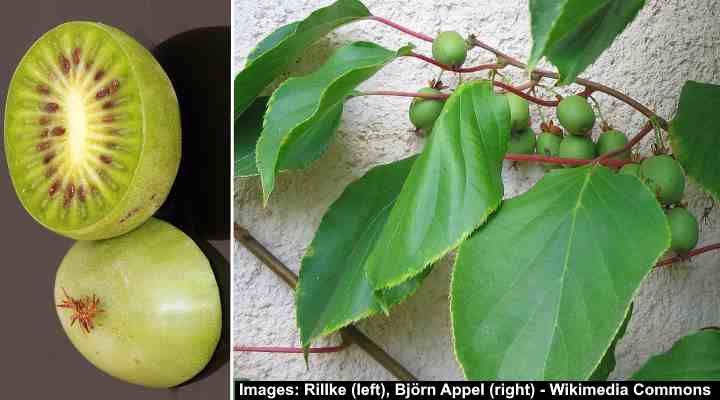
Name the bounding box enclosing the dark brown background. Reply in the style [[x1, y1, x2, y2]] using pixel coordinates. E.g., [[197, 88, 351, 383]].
[[0, 1, 230, 398]]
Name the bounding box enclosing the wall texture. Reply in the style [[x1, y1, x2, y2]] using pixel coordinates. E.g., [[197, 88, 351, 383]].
[[233, 0, 720, 380]]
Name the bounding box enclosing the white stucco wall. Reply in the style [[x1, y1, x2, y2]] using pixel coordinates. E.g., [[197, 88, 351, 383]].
[[233, 0, 720, 380]]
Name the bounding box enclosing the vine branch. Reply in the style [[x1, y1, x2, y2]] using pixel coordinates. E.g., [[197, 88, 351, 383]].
[[407, 52, 504, 73], [234, 344, 347, 354], [466, 35, 669, 129], [655, 243, 720, 268], [367, 15, 668, 129], [369, 16, 434, 43], [233, 224, 417, 381]]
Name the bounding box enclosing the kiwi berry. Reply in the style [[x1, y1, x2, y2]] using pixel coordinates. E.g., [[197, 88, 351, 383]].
[[432, 31, 467, 67], [506, 93, 530, 131], [536, 132, 562, 170], [557, 95, 595, 135], [666, 207, 699, 253], [639, 155, 685, 206], [507, 128, 536, 155], [597, 130, 629, 159], [409, 87, 445, 130], [558, 135, 596, 166], [3, 22, 181, 240]]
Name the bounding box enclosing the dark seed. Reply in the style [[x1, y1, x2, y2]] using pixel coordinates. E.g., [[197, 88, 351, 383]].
[[96, 87, 110, 99], [36, 142, 50, 151], [51, 126, 66, 136], [106, 143, 117, 149], [102, 115, 115, 123], [36, 84, 50, 95], [109, 80, 120, 94], [102, 101, 114, 109], [40, 129, 49, 138], [59, 55, 71, 75], [94, 70, 105, 81], [100, 155, 112, 164], [44, 102, 59, 113], [49, 180, 61, 196], [64, 183, 76, 207], [45, 167, 57, 178], [43, 152, 55, 164], [72, 48, 81, 65], [78, 185, 86, 202], [39, 116, 50, 125]]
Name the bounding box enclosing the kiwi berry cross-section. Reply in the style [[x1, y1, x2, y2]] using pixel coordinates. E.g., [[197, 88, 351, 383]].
[[4, 22, 181, 240]]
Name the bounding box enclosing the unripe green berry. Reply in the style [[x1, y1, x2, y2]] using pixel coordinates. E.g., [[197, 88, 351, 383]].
[[507, 128, 536, 155], [506, 93, 530, 131], [409, 87, 445, 130], [557, 95, 596, 135], [597, 130, 629, 159], [618, 163, 640, 177], [536, 132, 562, 170], [559, 135, 596, 166], [432, 31, 467, 67], [639, 155, 685, 206], [666, 207, 699, 253]]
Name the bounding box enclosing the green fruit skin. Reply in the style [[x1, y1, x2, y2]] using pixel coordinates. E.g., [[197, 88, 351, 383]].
[[557, 95, 596, 135], [666, 207, 699, 253], [506, 93, 530, 131], [508, 128, 536, 155], [54, 218, 221, 388], [3, 22, 181, 240], [432, 31, 467, 66], [409, 88, 445, 129], [640, 155, 685, 206], [559, 135, 596, 166], [536, 132, 563, 170], [619, 163, 640, 177], [597, 130, 630, 159]]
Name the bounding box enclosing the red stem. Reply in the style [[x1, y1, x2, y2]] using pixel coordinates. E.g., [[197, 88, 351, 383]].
[[655, 243, 720, 268], [369, 16, 434, 42], [593, 122, 654, 164], [354, 90, 449, 100], [233, 344, 347, 354], [493, 80, 559, 107], [407, 52, 502, 73], [505, 153, 630, 167]]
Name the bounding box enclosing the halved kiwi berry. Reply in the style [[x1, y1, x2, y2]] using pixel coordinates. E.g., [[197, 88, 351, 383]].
[[4, 22, 181, 240]]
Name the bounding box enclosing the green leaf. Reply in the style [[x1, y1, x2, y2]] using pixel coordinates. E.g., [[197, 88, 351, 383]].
[[257, 42, 399, 202], [528, 0, 645, 85], [365, 81, 510, 290], [670, 81, 720, 201], [589, 303, 632, 381], [632, 329, 720, 380], [452, 166, 669, 380], [296, 156, 426, 347], [234, 97, 267, 177], [234, 0, 370, 115]]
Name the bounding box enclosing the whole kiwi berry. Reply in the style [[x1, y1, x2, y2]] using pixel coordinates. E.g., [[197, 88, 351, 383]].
[[557, 95, 596, 135], [54, 218, 221, 388], [559, 135, 596, 166], [597, 130, 630, 159], [506, 93, 530, 131], [639, 155, 685, 206], [666, 207, 699, 253], [3, 22, 181, 240], [508, 128, 536, 155], [619, 163, 641, 177], [432, 31, 467, 67], [409, 87, 445, 130], [536, 131, 563, 170]]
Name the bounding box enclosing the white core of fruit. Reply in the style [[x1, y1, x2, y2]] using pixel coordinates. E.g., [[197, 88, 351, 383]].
[[65, 88, 88, 166]]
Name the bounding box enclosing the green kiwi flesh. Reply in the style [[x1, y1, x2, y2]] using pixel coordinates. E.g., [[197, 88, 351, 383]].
[[4, 22, 181, 240]]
